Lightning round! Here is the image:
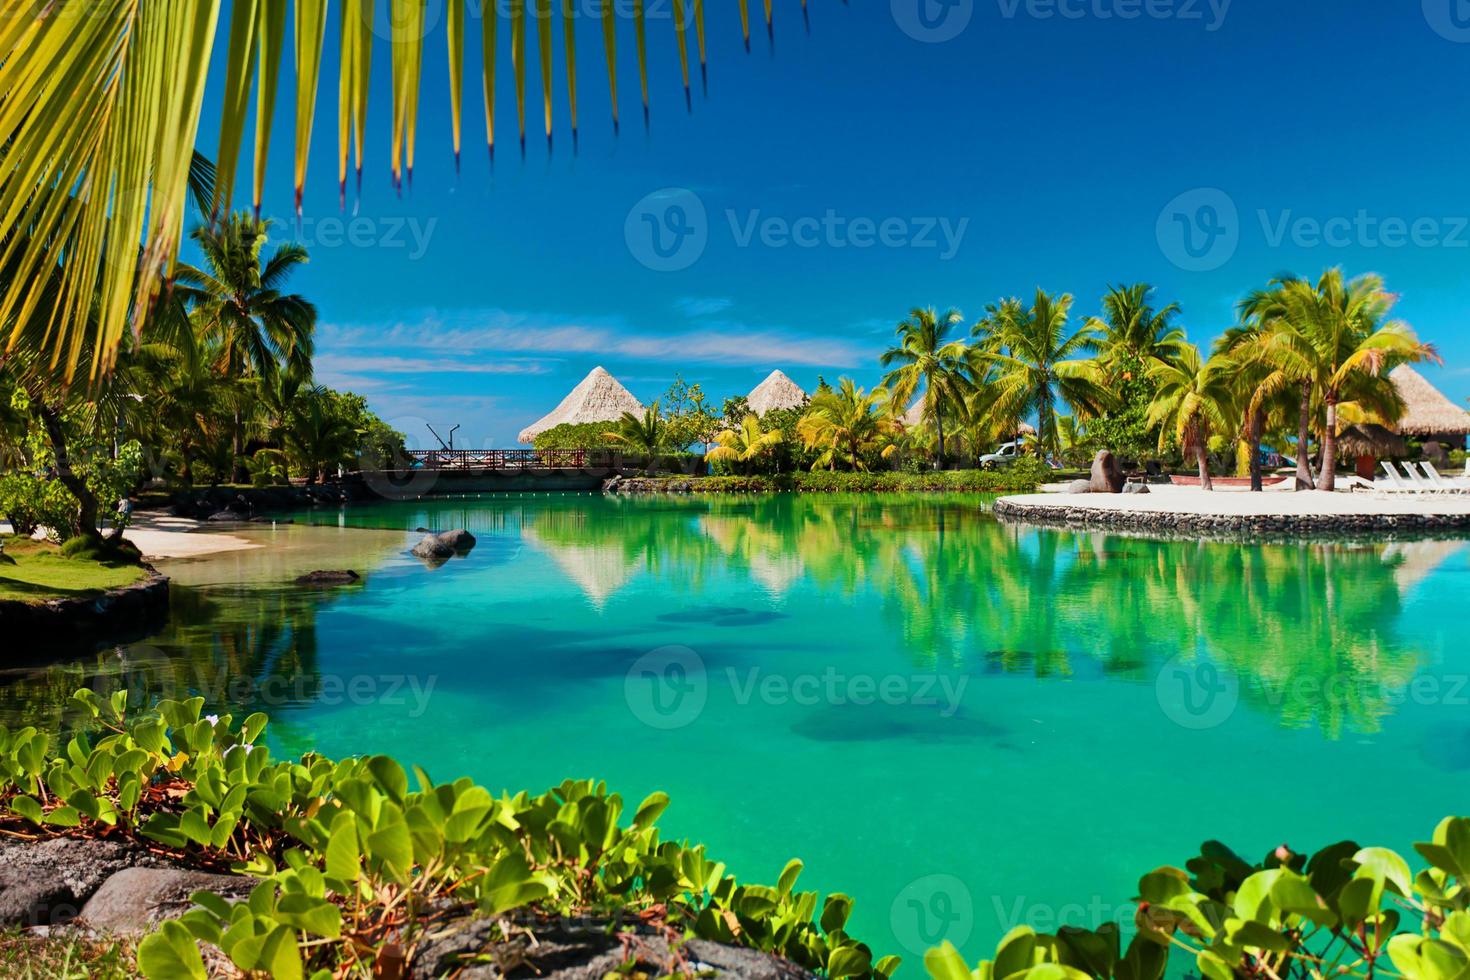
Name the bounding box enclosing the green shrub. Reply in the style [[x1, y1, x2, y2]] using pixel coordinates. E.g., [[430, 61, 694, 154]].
[[0, 691, 897, 980], [928, 820, 1470, 980], [627, 464, 1047, 494], [58, 533, 143, 566], [533, 421, 621, 450]]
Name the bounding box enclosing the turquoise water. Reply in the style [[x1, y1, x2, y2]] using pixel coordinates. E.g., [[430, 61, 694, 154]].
[[4, 493, 1469, 968]]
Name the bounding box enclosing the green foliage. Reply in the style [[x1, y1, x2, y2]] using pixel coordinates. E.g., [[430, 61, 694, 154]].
[[928, 820, 1470, 980], [533, 421, 621, 450], [58, 533, 143, 567], [660, 375, 721, 451], [1, 691, 895, 980], [634, 464, 1048, 494], [1084, 351, 1160, 461]]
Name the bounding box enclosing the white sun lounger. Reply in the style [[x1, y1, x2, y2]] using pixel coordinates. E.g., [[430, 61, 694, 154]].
[[1380, 461, 1428, 493], [1421, 462, 1470, 492]]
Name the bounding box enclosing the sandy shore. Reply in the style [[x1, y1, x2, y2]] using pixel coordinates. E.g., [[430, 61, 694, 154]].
[[1007, 484, 1470, 517], [1, 513, 262, 561]]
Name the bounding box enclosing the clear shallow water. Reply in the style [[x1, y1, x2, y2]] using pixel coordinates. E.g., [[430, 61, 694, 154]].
[[4, 493, 1470, 968]]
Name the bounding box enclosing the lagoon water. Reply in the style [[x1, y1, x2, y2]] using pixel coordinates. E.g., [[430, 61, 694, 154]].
[[4, 493, 1469, 968]]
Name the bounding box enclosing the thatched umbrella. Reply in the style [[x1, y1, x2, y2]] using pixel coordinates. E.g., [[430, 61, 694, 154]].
[[1389, 365, 1470, 448], [746, 370, 808, 416], [517, 366, 644, 444], [1337, 423, 1408, 480]]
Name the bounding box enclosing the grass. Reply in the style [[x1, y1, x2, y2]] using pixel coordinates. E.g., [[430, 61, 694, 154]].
[[0, 536, 149, 603], [0, 928, 137, 980]]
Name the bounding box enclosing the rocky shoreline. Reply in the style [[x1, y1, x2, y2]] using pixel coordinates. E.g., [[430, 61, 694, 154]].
[[0, 572, 169, 649], [993, 497, 1470, 539], [0, 837, 812, 979]]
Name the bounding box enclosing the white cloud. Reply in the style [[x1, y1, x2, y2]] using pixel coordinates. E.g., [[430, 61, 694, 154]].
[[675, 296, 735, 317], [319, 309, 874, 368], [314, 353, 552, 376]]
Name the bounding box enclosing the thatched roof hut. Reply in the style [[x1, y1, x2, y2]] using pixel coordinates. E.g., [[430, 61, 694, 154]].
[[517, 366, 644, 444], [746, 370, 808, 416], [1389, 366, 1470, 441], [1336, 424, 1407, 458]]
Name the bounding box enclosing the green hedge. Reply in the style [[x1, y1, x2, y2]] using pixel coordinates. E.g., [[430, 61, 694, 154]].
[[634, 460, 1048, 494]]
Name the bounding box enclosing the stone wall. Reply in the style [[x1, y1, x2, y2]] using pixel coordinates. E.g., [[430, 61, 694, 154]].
[[0, 573, 169, 649], [993, 498, 1470, 539]]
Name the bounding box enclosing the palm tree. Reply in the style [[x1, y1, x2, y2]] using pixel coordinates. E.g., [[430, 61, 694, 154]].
[[285, 386, 360, 483], [1243, 269, 1438, 492], [604, 403, 668, 473], [880, 307, 971, 469], [796, 379, 899, 472], [176, 214, 316, 482], [1145, 344, 1236, 491], [708, 415, 783, 474], [2, 4, 799, 379], [1087, 283, 1187, 371], [973, 289, 1111, 457]]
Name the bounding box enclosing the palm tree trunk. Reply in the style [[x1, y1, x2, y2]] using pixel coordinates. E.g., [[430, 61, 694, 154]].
[[36, 402, 100, 537], [232, 407, 247, 484], [1195, 434, 1214, 492], [1295, 381, 1314, 490], [1248, 407, 1265, 493], [1320, 396, 1339, 492], [934, 411, 946, 471]]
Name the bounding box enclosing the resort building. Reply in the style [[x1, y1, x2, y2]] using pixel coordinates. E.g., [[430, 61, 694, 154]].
[[517, 366, 644, 444], [746, 370, 809, 416], [1390, 365, 1470, 450]]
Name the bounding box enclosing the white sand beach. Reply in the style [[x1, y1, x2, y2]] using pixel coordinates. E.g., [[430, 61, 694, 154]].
[[1, 512, 261, 561]]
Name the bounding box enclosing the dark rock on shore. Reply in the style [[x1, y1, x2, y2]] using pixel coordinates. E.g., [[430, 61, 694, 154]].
[[78, 868, 255, 935], [0, 838, 180, 927], [294, 569, 361, 586], [411, 914, 813, 980], [994, 498, 1470, 539], [1089, 451, 1125, 494]]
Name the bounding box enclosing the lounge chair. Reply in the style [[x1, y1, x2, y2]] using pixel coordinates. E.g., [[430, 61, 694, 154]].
[[1380, 461, 1426, 493], [1422, 462, 1470, 492]]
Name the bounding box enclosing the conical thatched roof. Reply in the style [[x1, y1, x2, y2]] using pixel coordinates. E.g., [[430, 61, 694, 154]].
[[517, 367, 644, 444], [1390, 366, 1470, 437], [1337, 423, 1407, 458], [746, 370, 808, 416]]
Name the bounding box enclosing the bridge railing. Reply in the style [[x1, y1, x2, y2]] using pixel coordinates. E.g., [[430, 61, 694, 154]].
[[402, 449, 617, 471]]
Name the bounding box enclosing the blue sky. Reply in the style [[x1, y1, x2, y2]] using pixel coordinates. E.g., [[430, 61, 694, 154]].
[[201, 0, 1470, 448]]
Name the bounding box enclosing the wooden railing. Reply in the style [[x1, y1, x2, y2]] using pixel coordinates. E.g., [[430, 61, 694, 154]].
[[403, 449, 613, 471]]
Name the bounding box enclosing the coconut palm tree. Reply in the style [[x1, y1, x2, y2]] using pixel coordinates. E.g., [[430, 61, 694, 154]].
[[796, 380, 899, 472], [973, 289, 1111, 457], [1242, 269, 1438, 492], [1145, 344, 1236, 491], [880, 307, 971, 469], [708, 415, 784, 474], [1087, 283, 1187, 372], [175, 214, 316, 482], [1, 3, 804, 380], [604, 403, 668, 473]]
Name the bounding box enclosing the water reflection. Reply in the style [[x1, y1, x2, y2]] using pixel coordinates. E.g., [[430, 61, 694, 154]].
[[1, 494, 1464, 743]]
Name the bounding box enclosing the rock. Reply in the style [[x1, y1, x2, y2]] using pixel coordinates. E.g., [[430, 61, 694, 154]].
[[435, 529, 477, 554], [206, 510, 245, 523], [77, 867, 255, 935], [411, 536, 455, 563], [1062, 479, 1092, 494], [1123, 482, 1151, 495], [294, 570, 361, 586], [1089, 450, 1125, 494], [410, 915, 813, 980], [0, 838, 178, 927]]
